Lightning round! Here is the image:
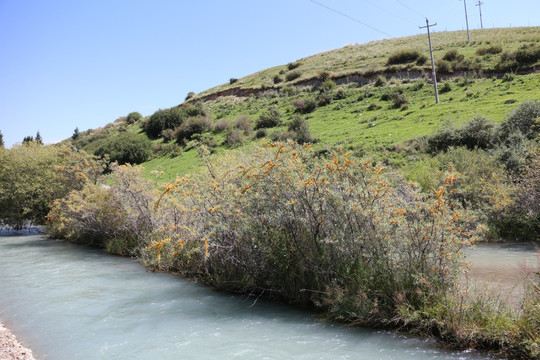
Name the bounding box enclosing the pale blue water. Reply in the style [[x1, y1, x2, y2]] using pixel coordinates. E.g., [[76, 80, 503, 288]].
[[0, 233, 494, 359]]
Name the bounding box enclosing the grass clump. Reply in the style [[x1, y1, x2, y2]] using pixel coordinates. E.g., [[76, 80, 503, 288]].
[[387, 49, 421, 65]]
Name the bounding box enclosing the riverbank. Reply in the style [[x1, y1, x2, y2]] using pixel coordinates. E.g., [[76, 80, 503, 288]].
[[0, 322, 35, 360]]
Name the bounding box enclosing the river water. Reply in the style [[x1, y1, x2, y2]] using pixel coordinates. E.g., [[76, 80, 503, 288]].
[[1, 233, 525, 360]]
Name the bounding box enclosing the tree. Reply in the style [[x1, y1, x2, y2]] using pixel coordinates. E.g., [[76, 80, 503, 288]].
[[35, 131, 43, 145], [0, 144, 106, 229], [72, 127, 80, 140], [0, 130, 4, 148], [22, 135, 34, 144]]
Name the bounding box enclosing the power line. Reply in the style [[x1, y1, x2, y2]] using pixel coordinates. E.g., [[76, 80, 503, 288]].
[[393, 0, 425, 19], [308, 0, 394, 37], [361, 0, 418, 27]]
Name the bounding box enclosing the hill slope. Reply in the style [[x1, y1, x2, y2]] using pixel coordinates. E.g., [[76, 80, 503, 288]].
[[69, 27, 540, 181]]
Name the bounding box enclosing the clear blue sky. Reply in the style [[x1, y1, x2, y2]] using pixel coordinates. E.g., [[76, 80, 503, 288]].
[[1, 0, 538, 147]]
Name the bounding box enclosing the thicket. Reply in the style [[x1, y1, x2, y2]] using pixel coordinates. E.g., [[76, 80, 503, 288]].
[[45, 141, 539, 358], [144, 103, 207, 138], [0, 143, 105, 229], [94, 132, 152, 165]]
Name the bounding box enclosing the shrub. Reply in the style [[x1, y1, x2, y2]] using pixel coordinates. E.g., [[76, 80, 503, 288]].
[[514, 44, 540, 66], [150, 142, 477, 323], [316, 93, 333, 107], [273, 75, 283, 84], [387, 49, 420, 65], [224, 129, 245, 147], [391, 93, 408, 108], [144, 107, 186, 138], [287, 61, 301, 70], [436, 59, 452, 74], [47, 165, 159, 255], [230, 78, 238, 84], [374, 75, 387, 87], [234, 115, 252, 132], [442, 49, 462, 61], [439, 82, 452, 94], [255, 128, 267, 139], [292, 98, 317, 114], [367, 102, 382, 111], [213, 119, 230, 133], [185, 92, 195, 101], [285, 70, 301, 82], [160, 128, 175, 142], [281, 86, 297, 97], [255, 108, 281, 129], [499, 100, 540, 140], [501, 73, 515, 83], [335, 88, 347, 100], [126, 112, 142, 124], [321, 79, 336, 92], [174, 116, 213, 142], [318, 71, 331, 81], [95, 132, 152, 165], [416, 54, 428, 65], [476, 45, 502, 55], [0, 144, 106, 229], [287, 116, 314, 144], [427, 116, 496, 153]]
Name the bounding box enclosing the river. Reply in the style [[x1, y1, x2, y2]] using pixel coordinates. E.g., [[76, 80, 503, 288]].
[[1, 233, 532, 359]]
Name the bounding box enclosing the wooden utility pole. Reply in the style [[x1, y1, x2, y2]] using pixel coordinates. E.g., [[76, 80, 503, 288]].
[[419, 18, 439, 104], [476, 1, 484, 29], [461, 0, 471, 43]]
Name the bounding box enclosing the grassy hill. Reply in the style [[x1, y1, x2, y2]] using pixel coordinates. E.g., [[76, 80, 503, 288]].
[[69, 27, 540, 182]]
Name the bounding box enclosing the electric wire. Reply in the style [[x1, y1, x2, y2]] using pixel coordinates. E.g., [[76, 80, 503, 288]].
[[308, 0, 394, 37], [362, 0, 418, 27], [393, 0, 426, 19]]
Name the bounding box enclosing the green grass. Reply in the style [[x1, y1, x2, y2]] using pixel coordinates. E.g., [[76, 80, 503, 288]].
[[136, 72, 539, 180], [196, 27, 540, 98], [67, 27, 540, 181]]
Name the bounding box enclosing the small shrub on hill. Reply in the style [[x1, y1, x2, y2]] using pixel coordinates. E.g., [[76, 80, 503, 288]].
[[439, 82, 452, 94], [287, 115, 314, 144], [95, 132, 152, 165], [416, 54, 428, 65], [255, 108, 281, 129], [293, 98, 317, 114], [285, 70, 302, 82], [144, 107, 186, 138], [476, 45, 502, 55], [273, 75, 283, 84], [224, 129, 245, 147], [442, 49, 463, 62], [213, 119, 230, 133], [234, 115, 253, 132], [374, 75, 387, 87], [126, 112, 142, 124], [387, 49, 420, 65], [174, 116, 213, 142], [436, 59, 452, 74], [287, 61, 301, 70]]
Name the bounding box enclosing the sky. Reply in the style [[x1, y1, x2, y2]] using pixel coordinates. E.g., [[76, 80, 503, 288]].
[[1, 0, 539, 148]]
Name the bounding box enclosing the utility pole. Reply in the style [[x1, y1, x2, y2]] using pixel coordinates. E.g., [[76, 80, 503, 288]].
[[419, 18, 439, 104], [476, 1, 484, 29], [461, 0, 471, 43]]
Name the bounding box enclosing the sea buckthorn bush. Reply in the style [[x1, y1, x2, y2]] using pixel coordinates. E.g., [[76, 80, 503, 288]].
[[148, 142, 478, 323]]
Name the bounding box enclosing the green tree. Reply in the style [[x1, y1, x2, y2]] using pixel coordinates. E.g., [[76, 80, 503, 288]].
[[35, 131, 43, 145], [0, 130, 4, 148], [72, 127, 80, 140], [0, 144, 105, 229]]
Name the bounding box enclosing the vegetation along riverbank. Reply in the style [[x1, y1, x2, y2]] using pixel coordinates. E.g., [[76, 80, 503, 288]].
[[0, 27, 539, 358]]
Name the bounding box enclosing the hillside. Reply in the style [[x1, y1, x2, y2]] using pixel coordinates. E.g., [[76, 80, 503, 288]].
[[69, 27, 540, 181]]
